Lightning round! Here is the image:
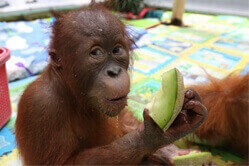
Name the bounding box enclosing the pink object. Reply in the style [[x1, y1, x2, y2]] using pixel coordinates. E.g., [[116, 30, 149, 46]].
[[0, 47, 11, 129]]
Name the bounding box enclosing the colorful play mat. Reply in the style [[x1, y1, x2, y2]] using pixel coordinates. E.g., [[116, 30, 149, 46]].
[[0, 11, 248, 165]]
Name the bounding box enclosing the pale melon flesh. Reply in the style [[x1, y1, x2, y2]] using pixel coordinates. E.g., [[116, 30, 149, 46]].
[[147, 68, 185, 131]]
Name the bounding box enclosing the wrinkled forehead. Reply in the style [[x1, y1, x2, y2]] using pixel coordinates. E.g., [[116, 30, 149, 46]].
[[69, 9, 125, 38]]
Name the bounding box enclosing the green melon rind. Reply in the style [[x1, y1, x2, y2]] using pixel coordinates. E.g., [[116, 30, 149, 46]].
[[163, 69, 185, 131], [173, 151, 212, 166], [148, 68, 185, 131], [147, 69, 177, 129]]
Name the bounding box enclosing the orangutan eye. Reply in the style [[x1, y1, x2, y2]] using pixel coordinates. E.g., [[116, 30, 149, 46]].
[[113, 45, 124, 55], [90, 47, 103, 57]]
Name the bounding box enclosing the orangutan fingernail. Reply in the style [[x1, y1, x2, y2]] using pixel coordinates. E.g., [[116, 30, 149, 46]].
[[186, 90, 193, 97]]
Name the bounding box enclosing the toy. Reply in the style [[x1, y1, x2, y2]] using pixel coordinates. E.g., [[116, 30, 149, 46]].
[[0, 47, 11, 129]]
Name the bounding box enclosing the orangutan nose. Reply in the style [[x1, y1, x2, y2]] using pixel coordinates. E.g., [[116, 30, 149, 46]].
[[106, 66, 122, 78]]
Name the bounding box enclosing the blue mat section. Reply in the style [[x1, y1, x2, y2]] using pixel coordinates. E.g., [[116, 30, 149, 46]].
[[0, 18, 54, 81], [0, 18, 146, 82], [0, 127, 15, 156]]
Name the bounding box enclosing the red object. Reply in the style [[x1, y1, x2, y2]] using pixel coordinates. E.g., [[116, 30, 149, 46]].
[[137, 8, 150, 19], [127, 7, 151, 19], [0, 47, 11, 129]]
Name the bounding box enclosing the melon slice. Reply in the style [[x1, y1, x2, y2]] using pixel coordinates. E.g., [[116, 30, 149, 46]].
[[147, 68, 185, 131], [173, 151, 212, 165]]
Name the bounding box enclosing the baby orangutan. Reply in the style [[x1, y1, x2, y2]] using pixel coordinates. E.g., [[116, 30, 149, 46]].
[[15, 7, 207, 165], [192, 73, 249, 158]]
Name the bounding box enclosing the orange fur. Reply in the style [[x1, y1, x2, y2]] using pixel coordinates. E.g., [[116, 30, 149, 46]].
[[190, 73, 249, 156]]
